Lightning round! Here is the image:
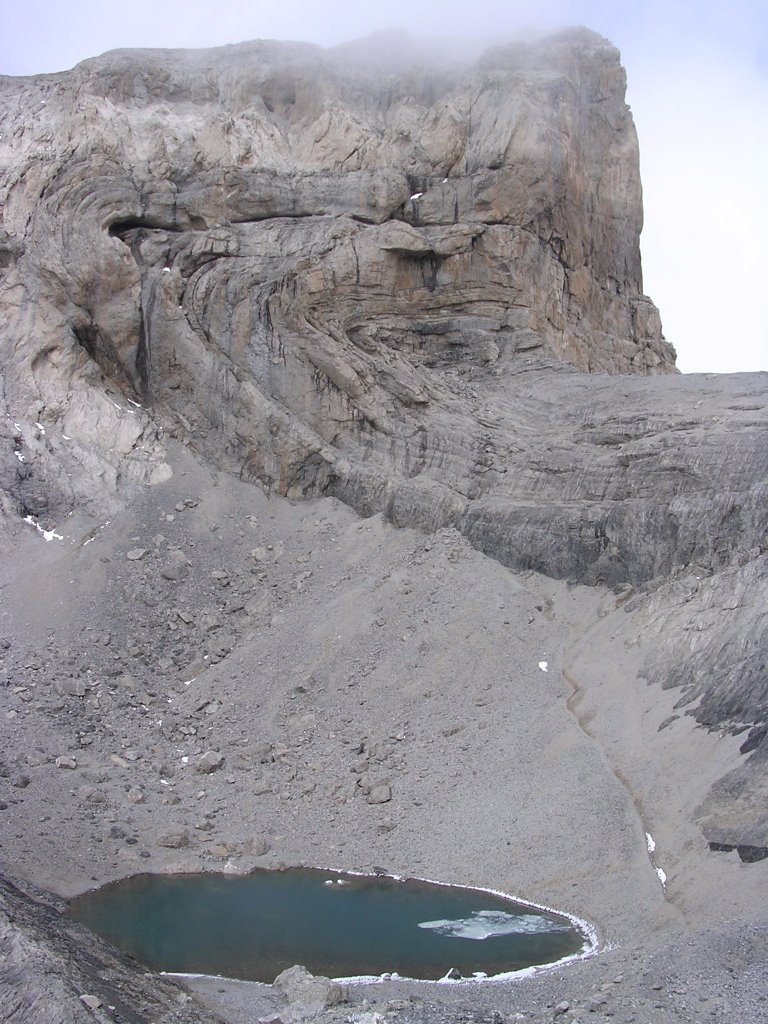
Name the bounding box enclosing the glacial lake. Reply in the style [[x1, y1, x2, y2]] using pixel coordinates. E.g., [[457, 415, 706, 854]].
[[68, 868, 589, 983]]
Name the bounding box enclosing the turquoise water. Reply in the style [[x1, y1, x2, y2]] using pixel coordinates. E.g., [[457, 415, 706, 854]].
[[68, 868, 587, 982]]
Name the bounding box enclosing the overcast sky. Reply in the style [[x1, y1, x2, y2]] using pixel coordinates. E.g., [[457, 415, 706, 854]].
[[1, 1, 766, 374]]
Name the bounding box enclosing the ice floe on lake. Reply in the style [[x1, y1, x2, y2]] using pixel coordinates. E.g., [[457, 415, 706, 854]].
[[418, 910, 570, 940]]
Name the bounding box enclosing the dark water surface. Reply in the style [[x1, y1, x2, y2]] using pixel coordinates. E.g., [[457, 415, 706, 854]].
[[68, 868, 588, 982]]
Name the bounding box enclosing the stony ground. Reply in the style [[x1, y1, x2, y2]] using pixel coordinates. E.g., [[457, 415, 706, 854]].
[[1, 440, 766, 1023]]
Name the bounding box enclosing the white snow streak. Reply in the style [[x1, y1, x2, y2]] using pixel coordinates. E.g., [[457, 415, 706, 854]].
[[23, 515, 63, 541]]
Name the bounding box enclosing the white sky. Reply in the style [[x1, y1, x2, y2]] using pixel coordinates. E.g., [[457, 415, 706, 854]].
[[1, 0, 766, 374]]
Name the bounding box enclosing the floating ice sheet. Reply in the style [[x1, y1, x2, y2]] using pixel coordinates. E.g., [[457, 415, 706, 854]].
[[418, 910, 569, 940]]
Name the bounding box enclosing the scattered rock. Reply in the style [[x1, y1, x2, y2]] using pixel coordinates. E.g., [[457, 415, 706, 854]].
[[442, 724, 465, 737], [55, 755, 77, 769], [54, 678, 87, 697], [160, 549, 191, 581], [157, 832, 190, 849], [79, 785, 107, 804], [79, 994, 103, 1010], [194, 750, 224, 774], [273, 965, 346, 1020], [367, 783, 392, 805]]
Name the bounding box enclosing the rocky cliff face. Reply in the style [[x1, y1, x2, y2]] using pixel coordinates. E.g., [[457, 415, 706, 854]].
[[0, 30, 675, 532], [0, 29, 766, 1013]]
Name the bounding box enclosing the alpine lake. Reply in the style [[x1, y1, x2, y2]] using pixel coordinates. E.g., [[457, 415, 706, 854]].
[[68, 868, 592, 983]]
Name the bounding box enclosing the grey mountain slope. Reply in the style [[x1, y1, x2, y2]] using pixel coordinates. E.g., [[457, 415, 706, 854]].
[[0, 26, 766, 1024]]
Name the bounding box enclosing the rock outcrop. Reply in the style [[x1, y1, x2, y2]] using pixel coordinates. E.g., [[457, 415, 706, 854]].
[[0, 874, 224, 1023], [1, 29, 675, 535]]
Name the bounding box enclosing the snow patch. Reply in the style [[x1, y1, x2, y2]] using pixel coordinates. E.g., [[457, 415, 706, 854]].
[[646, 832, 656, 853], [538, 661, 548, 672], [410, 192, 424, 200], [23, 515, 63, 542]]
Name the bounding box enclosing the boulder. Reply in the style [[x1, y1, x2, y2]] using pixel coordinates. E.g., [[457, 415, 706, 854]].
[[273, 965, 346, 1021]]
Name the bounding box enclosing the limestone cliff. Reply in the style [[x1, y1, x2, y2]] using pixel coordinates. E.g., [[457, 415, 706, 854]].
[[0, 30, 674, 529]]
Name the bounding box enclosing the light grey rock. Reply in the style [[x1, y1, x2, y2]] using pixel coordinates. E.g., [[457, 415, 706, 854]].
[[273, 964, 346, 1020], [54, 679, 87, 697], [160, 550, 191, 582], [194, 750, 224, 774], [78, 785, 107, 805], [367, 783, 392, 805], [157, 831, 189, 849]]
